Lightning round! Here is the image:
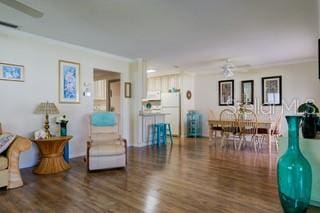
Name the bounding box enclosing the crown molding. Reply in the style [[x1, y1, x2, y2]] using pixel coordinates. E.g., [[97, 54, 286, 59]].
[[193, 57, 317, 76], [0, 26, 133, 62]]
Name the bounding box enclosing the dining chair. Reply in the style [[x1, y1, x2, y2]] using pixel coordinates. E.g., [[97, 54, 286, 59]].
[[257, 113, 282, 152], [271, 113, 282, 152], [208, 109, 222, 144], [219, 109, 237, 149], [237, 109, 259, 151]]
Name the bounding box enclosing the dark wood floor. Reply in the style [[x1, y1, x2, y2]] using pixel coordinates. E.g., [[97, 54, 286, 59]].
[[0, 137, 318, 212]]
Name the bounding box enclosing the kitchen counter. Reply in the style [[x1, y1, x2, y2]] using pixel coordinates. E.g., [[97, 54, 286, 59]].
[[139, 112, 170, 116], [138, 112, 168, 147]]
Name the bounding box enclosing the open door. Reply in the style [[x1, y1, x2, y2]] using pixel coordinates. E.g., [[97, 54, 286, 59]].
[[109, 79, 120, 113]]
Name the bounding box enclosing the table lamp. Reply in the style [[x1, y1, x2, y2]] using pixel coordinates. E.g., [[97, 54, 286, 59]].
[[34, 102, 59, 138]]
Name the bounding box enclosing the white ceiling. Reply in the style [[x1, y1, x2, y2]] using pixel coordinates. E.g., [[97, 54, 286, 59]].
[[0, 0, 318, 73]]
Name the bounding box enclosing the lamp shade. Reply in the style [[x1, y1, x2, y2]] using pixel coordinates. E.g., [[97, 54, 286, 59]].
[[34, 102, 59, 115]]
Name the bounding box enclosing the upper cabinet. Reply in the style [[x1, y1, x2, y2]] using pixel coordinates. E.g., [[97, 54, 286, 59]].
[[147, 74, 181, 92]]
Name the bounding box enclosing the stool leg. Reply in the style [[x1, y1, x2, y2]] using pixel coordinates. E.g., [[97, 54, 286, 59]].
[[152, 125, 156, 145], [168, 124, 173, 144], [148, 124, 152, 145], [157, 125, 161, 145], [163, 124, 167, 144]]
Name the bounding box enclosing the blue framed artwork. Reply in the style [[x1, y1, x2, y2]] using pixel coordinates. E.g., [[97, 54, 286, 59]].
[[59, 60, 80, 103], [0, 63, 25, 82]]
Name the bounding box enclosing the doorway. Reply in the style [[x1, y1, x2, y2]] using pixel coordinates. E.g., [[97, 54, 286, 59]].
[[93, 69, 121, 113], [108, 79, 120, 113]]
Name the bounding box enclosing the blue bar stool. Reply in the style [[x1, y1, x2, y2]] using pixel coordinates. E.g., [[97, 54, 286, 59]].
[[163, 123, 173, 144], [151, 123, 173, 145]]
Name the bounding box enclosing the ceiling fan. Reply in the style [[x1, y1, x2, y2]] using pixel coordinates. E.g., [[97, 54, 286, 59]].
[[184, 58, 251, 76], [0, 0, 43, 18], [221, 58, 251, 77]]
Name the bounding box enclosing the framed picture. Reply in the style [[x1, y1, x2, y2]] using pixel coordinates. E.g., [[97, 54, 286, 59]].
[[0, 63, 25, 82], [219, 80, 234, 106], [124, 82, 131, 98], [262, 76, 282, 106], [59, 60, 80, 104], [241, 80, 254, 105]]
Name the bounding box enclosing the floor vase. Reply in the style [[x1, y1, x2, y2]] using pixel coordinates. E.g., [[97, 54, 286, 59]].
[[277, 116, 312, 212]]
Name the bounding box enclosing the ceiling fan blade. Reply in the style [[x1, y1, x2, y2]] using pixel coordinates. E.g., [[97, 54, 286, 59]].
[[0, 0, 43, 18], [184, 58, 228, 68], [235, 64, 251, 69]]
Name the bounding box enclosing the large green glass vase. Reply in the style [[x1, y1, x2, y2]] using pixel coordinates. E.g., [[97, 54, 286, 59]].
[[277, 116, 312, 213]]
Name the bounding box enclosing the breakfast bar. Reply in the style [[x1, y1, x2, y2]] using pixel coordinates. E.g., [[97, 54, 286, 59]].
[[138, 112, 168, 147]]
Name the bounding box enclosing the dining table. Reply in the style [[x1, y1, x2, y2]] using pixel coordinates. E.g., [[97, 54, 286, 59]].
[[208, 119, 275, 153]]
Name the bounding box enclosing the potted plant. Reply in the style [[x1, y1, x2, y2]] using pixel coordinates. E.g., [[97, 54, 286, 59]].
[[297, 101, 319, 139], [56, 115, 69, 136]]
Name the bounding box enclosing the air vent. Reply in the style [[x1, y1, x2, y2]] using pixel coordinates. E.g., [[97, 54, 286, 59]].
[[0, 20, 18, 29]]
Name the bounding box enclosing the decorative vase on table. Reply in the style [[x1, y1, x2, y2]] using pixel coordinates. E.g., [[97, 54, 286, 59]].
[[298, 101, 319, 139], [56, 115, 70, 162], [301, 114, 317, 139], [277, 116, 312, 213], [60, 122, 67, 137]]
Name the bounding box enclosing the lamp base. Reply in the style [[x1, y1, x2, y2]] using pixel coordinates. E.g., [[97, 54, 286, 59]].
[[44, 113, 51, 138]]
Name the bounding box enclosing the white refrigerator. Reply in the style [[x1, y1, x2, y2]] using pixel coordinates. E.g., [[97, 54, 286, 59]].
[[161, 92, 180, 136]]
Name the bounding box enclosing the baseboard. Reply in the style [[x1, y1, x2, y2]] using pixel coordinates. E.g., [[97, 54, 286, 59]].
[[70, 152, 86, 159]]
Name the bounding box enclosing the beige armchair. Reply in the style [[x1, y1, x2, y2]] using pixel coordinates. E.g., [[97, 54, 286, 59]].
[[0, 123, 32, 189], [86, 115, 127, 171]]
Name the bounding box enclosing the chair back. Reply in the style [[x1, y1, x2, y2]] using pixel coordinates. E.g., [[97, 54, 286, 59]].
[[219, 109, 237, 133], [89, 112, 120, 144], [273, 113, 283, 135], [257, 114, 272, 122], [208, 109, 215, 120], [238, 109, 258, 135]]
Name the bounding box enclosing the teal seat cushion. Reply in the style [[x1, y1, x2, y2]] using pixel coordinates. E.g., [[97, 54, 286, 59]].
[[91, 112, 116, 127]]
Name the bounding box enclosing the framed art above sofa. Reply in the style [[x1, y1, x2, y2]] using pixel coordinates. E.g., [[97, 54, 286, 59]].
[[59, 60, 80, 104], [0, 63, 25, 82]]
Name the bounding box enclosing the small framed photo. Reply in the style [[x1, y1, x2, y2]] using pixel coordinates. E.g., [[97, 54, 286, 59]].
[[262, 76, 282, 106], [219, 80, 234, 106], [59, 60, 80, 104], [241, 80, 254, 105], [124, 82, 131, 98], [0, 63, 25, 82]]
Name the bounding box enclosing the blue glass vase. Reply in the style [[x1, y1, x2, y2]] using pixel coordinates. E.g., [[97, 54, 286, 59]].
[[60, 126, 67, 136], [277, 116, 312, 213], [60, 123, 69, 162]]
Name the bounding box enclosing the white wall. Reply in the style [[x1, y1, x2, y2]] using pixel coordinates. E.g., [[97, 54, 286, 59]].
[[181, 73, 195, 136], [0, 27, 132, 168], [129, 59, 147, 146], [194, 61, 320, 136]]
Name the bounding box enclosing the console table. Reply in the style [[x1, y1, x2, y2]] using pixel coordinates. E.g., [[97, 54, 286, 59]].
[[31, 136, 72, 175]]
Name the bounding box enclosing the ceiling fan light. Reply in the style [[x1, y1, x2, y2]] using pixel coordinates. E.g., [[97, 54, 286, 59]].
[[223, 68, 234, 77], [146, 69, 157, 73], [226, 71, 234, 77]]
